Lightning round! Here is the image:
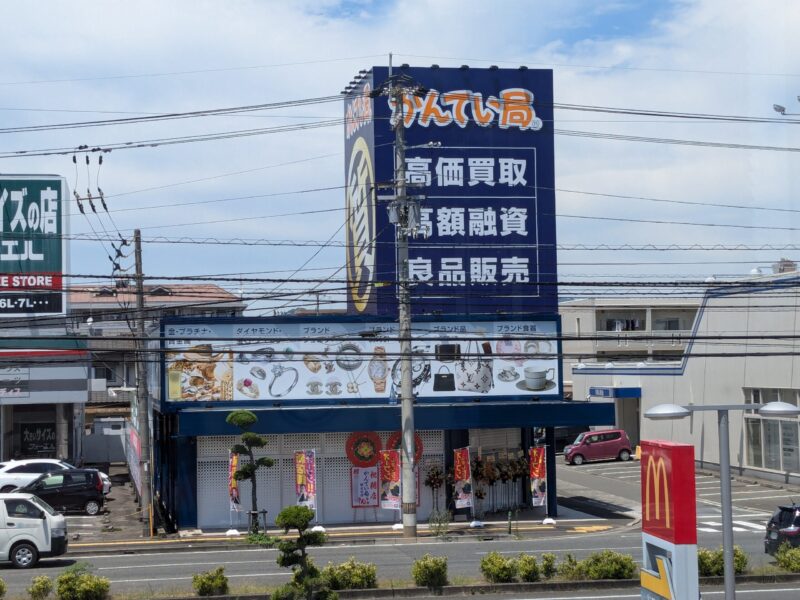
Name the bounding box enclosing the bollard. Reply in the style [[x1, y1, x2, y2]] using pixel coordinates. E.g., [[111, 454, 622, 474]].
[[507, 510, 512, 534]]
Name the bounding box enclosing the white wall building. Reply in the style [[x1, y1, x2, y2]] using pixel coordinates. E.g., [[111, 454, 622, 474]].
[[564, 272, 800, 484]]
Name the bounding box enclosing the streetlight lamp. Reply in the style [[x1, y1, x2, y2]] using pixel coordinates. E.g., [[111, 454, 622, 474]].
[[773, 97, 800, 116], [645, 401, 800, 599]]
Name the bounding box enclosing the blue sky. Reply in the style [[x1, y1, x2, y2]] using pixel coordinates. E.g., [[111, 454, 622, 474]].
[[1, 0, 799, 313]]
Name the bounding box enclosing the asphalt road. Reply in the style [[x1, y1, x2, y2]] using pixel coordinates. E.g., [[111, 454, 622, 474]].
[[555, 458, 784, 567], [0, 531, 649, 596]]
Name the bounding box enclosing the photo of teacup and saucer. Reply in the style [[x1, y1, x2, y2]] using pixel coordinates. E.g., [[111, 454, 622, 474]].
[[515, 367, 556, 392]]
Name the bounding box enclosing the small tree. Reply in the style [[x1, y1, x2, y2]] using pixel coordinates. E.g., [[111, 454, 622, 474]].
[[227, 409, 274, 533], [275, 505, 333, 599]]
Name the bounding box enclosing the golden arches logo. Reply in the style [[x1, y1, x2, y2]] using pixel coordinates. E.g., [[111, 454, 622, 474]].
[[644, 456, 670, 528]]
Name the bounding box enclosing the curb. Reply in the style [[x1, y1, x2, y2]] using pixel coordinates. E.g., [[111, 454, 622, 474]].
[[121, 573, 800, 600], [67, 519, 635, 556]]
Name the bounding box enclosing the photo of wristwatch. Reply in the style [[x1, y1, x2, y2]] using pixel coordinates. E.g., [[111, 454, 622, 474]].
[[368, 346, 388, 393]]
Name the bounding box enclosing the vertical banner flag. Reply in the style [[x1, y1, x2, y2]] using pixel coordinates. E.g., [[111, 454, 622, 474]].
[[453, 446, 473, 509], [295, 450, 317, 509], [228, 451, 240, 511], [379, 449, 401, 510], [351, 466, 379, 507], [529, 446, 546, 507]]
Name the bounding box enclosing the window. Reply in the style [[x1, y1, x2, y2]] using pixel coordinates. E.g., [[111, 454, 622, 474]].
[[36, 474, 64, 489], [5, 499, 42, 519], [782, 422, 800, 473], [8, 463, 52, 474], [746, 419, 763, 469], [603, 432, 621, 441], [764, 420, 782, 470], [588, 434, 601, 444]]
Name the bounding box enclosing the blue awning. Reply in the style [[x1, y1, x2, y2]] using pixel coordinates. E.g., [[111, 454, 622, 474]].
[[589, 386, 641, 399], [176, 401, 616, 436]]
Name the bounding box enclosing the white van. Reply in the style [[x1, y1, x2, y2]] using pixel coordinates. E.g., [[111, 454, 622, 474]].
[[0, 493, 67, 568]]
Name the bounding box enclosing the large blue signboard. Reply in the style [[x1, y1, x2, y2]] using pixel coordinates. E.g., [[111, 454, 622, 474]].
[[344, 65, 556, 316]]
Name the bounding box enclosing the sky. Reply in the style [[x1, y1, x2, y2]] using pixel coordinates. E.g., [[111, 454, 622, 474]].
[[1, 0, 799, 313]]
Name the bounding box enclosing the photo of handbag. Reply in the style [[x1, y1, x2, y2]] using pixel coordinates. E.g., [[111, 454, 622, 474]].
[[455, 341, 494, 393], [435, 343, 461, 363], [433, 365, 456, 392]]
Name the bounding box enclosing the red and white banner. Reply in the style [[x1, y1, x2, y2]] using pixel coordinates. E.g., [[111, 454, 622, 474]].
[[529, 446, 546, 507], [351, 466, 379, 507], [379, 449, 401, 510], [228, 451, 240, 511], [453, 446, 473, 509], [295, 450, 317, 509]]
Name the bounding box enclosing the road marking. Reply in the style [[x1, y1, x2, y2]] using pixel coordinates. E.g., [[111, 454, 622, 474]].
[[570, 525, 612, 533], [734, 520, 766, 531], [615, 475, 641, 479], [476, 545, 641, 556], [699, 527, 719, 532]]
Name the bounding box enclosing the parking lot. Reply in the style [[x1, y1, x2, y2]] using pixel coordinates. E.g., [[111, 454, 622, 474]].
[[64, 466, 144, 543], [558, 458, 800, 536]]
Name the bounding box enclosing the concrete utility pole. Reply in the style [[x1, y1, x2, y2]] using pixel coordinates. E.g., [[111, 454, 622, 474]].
[[134, 229, 153, 536], [373, 72, 426, 537]]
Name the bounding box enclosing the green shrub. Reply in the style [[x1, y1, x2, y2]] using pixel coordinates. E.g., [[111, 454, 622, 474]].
[[246, 532, 277, 547], [776, 543, 800, 572], [540, 553, 557, 579], [411, 554, 448, 588], [0, 578, 6, 599], [557, 553, 584, 581], [581, 550, 637, 580], [28, 575, 53, 600], [270, 583, 301, 600], [479, 552, 517, 583], [321, 557, 377, 590], [55, 564, 109, 600], [516, 554, 540, 583], [192, 566, 229, 597], [428, 509, 452, 537], [697, 546, 748, 577]]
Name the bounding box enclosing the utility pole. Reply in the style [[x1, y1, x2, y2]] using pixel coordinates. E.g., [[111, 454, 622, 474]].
[[373, 73, 426, 537], [134, 229, 153, 537]]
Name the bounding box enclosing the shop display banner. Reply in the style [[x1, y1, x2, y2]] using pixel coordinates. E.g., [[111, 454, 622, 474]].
[[379, 449, 401, 510], [351, 466, 378, 507], [529, 446, 546, 507], [228, 451, 240, 511], [295, 450, 317, 509], [453, 446, 473, 509]]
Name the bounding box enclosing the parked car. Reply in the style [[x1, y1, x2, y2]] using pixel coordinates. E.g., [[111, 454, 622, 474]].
[[765, 504, 800, 554], [18, 469, 105, 516], [0, 459, 111, 495], [534, 426, 591, 453], [564, 429, 632, 465], [0, 492, 67, 568]]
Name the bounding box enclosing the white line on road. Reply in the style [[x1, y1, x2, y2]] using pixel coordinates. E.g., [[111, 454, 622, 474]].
[[110, 573, 290, 584], [734, 520, 766, 530], [699, 527, 719, 532], [510, 588, 800, 600], [476, 546, 642, 556]]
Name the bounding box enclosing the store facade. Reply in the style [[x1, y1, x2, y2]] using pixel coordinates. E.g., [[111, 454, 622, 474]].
[[154, 315, 615, 530]]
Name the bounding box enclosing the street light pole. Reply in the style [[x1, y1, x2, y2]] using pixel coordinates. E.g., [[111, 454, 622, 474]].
[[717, 409, 735, 600]]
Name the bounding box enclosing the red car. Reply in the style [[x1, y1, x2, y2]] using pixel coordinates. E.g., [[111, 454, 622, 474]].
[[564, 429, 632, 465]]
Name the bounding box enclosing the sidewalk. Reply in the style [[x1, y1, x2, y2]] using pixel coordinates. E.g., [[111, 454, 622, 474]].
[[68, 502, 632, 555]]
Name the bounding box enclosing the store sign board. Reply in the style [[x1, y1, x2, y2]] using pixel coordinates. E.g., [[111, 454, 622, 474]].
[[163, 318, 560, 403], [640, 440, 698, 600], [0, 176, 67, 316], [343, 66, 556, 316]]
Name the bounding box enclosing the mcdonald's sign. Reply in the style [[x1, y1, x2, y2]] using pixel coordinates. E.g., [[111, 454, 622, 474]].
[[640, 441, 696, 545]]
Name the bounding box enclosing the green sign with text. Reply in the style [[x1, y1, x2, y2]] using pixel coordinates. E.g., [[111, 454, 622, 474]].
[[0, 176, 67, 315]]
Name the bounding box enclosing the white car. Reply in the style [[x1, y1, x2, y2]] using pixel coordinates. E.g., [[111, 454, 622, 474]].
[[0, 460, 111, 495]]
